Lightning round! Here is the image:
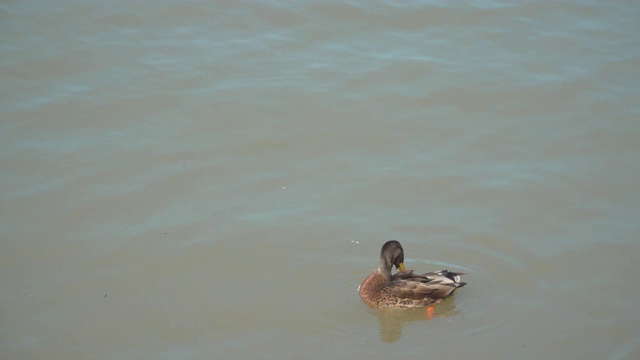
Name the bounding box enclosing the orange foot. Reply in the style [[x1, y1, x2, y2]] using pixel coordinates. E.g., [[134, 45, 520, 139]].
[[426, 305, 435, 320]]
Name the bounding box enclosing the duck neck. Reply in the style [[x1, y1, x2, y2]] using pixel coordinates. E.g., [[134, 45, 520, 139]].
[[377, 260, 393, 279]]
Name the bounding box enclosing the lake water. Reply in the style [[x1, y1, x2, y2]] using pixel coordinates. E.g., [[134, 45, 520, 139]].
[[2, 1, 639, 359]]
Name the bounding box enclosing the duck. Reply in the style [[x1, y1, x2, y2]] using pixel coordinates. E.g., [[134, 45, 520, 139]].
[[359, 240, 466, 309]]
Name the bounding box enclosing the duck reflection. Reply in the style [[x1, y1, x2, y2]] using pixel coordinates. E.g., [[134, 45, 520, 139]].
[[375, 296, 460, 343]]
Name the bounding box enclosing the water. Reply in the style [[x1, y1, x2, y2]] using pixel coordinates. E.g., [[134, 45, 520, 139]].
[[2, 1, 639, 359]]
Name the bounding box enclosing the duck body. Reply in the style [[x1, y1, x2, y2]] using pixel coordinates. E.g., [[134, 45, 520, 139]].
[[359, 240, 466, 309]]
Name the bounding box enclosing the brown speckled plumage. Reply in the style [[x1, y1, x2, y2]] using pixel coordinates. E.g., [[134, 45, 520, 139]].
[[359, 240, 466, 309]]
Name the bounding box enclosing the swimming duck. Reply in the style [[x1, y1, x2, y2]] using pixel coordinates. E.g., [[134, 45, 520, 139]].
[[359, 240, 466, 309]]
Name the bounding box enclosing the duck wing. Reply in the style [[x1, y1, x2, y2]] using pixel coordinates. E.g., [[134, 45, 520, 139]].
[[387, 269, 466, 301]]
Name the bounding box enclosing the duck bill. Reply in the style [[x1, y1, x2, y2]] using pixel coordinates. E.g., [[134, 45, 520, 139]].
[[397, 262, 406, 272]]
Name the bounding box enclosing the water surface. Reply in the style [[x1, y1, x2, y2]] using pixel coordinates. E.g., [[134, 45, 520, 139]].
[[2, 1, 639, 359]]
